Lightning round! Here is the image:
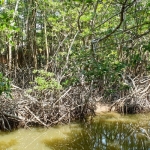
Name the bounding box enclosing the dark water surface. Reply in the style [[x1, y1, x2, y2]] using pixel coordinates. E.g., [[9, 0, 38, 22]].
[[0, 112, 150, 150]]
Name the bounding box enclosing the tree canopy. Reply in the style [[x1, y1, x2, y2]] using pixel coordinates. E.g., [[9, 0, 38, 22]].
[[0, 0, 150, 94]]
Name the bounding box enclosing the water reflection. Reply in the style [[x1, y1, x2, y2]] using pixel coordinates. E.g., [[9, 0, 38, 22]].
[[0, 113, 149, 150], [43, 113, 150, 150]]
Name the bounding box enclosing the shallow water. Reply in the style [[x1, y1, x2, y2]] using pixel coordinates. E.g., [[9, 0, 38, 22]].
[[0, 112, 150, 150]]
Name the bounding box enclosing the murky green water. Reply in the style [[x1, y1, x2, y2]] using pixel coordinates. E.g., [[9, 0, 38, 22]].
[[0, 112, 150, 150]]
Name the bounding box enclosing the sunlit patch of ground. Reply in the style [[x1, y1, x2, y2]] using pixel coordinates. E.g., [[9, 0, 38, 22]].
[[95, 102, 110, 114]]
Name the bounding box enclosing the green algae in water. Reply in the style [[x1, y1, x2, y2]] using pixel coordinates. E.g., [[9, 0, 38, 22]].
[[43, 113, 150, 150], [0, 113, 149, 150], [0, 139, 17, 150]]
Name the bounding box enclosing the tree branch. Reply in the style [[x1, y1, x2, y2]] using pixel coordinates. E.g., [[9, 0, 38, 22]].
[[91, 0, 137, 44]]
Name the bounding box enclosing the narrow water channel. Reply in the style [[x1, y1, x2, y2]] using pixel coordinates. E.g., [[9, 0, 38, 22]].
[[0, 112, 150, 150]]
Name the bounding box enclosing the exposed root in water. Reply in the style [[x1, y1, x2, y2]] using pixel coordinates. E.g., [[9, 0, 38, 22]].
[[0, 85, 95, 131], [110, 76, 150, 114], [1, 74, 150, 131]]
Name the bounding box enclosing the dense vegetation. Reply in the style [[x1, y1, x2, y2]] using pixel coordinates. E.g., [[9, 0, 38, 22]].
[[0, 0, 150, 130]]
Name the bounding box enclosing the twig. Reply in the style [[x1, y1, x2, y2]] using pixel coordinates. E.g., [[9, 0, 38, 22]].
[[53, 87, 72, 106], [25, 106, 48, 127]]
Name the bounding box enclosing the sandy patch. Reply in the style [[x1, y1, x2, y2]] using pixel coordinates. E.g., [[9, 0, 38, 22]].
[[95, 103, 111, 114]]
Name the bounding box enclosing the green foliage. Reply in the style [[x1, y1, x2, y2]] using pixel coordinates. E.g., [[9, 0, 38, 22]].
[[68, 0, 94, 3], [143, 42, 150, 52], [31, 70, 62, 91], [0, 72, 11, 97], [1, 0, 150, 99]]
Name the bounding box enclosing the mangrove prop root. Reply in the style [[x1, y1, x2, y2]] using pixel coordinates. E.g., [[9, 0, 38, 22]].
[[110, 76, 150, 114], [0, 85, 95, 131]]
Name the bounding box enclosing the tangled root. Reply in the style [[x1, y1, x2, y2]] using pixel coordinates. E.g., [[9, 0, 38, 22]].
[[110, 76, 150, 114]]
